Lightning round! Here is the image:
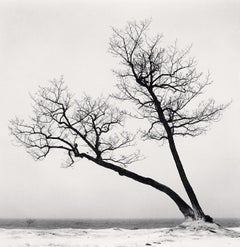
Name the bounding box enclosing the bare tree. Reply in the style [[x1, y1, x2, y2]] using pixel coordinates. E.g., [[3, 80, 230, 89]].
[[10, 78, 196, 220], [109, 20, 227, 222], [26, 219, 35, 228]]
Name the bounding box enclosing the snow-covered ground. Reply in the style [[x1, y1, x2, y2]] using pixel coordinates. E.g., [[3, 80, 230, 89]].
[[0, 222, 239, 247]]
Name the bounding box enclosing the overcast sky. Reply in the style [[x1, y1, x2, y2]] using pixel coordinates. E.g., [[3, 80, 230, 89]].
[[0, 0, 239, 219]]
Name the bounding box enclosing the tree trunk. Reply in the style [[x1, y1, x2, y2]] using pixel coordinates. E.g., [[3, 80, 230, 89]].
[[167, 134, 205, 219], [160, 113, 205, 219], [148, 89, 209, 221], [80, 153, 195, 220], [166, 136, 213, 222]]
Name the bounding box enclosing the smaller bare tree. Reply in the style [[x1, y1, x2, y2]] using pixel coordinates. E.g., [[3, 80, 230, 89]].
[[26, 219, 35, 228], [10, 78, 197, 220]]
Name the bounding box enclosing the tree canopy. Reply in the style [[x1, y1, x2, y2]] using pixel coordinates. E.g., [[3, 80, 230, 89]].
[[10, 21, 228, 222], [109, 20, 226, 141], [10, 78, 139, 168]]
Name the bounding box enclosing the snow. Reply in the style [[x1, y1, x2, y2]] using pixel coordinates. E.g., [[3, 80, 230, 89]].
[[0, 224, 239, 247]]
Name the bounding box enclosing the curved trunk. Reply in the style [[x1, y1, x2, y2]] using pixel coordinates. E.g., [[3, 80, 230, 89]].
[[80, 153, 195, 219]]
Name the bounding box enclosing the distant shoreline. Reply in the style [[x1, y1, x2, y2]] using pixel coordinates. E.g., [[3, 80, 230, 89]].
[[0, 218, 239, 230]]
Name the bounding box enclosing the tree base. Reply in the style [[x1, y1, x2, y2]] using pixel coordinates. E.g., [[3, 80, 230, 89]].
[[203, 214, 213, 223], [169, 219, 240, 238]]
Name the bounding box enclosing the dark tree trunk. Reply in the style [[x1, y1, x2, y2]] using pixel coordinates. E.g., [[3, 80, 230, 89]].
[[79, 153, 195, 220], [166, 134, 205, 219], [148, 89, 211, 221]]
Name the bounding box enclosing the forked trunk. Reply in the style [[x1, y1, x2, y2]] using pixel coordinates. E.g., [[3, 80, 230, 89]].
[[163, 121, 213, 222], [148, 89, 212, 221], [169, 141, 213, 222], [167, 134, 206, 220]]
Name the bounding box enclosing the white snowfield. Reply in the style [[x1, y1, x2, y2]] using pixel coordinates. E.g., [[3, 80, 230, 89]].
[[0, 221, 239, 247]]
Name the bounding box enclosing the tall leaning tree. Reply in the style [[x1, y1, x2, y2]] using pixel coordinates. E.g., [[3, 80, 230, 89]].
[[10, 79, 196, 220], [109, 20, 227, 222]]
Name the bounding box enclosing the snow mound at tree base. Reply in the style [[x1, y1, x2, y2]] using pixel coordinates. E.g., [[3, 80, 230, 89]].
[[168, 220, 240, 238]]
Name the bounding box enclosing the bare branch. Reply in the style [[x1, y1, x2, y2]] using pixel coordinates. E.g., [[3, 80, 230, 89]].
[[109, 21, 228, 142], [10, 78, 139, 167]]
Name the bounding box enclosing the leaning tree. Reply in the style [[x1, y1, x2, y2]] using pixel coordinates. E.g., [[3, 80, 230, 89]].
[[10, 21, 227, 222], [109, 20, 227, 222], [10, 79, 198, 219]]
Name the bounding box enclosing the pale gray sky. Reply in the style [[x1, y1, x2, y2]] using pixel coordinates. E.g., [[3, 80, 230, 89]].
[[0, 0, 239, 219]]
